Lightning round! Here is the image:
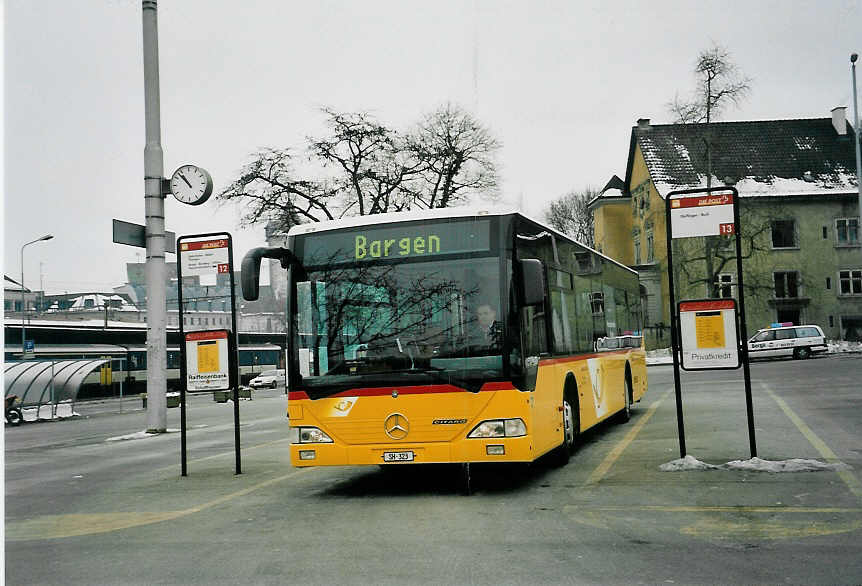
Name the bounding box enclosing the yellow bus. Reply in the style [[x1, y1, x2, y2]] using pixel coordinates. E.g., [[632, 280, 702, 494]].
[[242, 208, 647, 489]]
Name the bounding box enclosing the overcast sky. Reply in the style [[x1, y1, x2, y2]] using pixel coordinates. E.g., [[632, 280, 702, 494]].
[[3, 0, 860, 294]]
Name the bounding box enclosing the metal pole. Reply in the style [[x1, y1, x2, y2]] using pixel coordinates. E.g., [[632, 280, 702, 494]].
[[20, 235, 53, 358], [177, 238, 188, 477], [51, 360, 56, 419], [228, 236, 242, 475], [851, 54, 861, 264], [21, 246, 26, 354], [119, 358, 124, 414], [731, 189, 756, 458], [143, 0, 168, 432], [664, 196, 686, 458]]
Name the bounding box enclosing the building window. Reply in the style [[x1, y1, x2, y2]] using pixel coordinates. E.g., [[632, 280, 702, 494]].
[[771, 220, 797, 248], [836, 218, 859, 246], [590, 291, 604, 315], [633, 236, 641, 265], [826, 277, 832, 290], [716, 273, 735, 298], [646, 230, 654, 262], [774, 271, 799, 298], [839, 269, 862, 295]]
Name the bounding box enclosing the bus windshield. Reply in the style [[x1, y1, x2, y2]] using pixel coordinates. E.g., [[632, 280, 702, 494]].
[[293, 256, 504, 391]]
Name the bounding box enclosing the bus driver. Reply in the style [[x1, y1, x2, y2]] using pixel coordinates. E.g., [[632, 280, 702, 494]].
[[470, 303, 504, 349]]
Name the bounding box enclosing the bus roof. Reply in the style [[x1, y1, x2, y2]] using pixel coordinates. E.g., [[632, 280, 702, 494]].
[[286, 206, 637, 276]]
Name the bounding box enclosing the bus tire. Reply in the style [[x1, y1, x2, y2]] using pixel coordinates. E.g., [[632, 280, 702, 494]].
[[553, 382, 578, 466], [618, 372, 632, 423]]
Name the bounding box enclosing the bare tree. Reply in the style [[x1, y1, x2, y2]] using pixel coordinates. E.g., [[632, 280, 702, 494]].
[[544, 187, 597, 248], [408, 103, 500, 208], [218, 147, 338, 233], [310, 108, 420, 216], [667, 43, 752, 297], [218, 105, 501, 229], [668, 43, 752, 124]]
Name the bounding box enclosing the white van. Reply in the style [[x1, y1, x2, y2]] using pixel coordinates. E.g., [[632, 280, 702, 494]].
[[747, 325, 827, 360]]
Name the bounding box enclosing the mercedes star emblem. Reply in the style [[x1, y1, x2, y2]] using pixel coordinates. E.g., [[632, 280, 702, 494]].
[[384, 413, 409, 440]]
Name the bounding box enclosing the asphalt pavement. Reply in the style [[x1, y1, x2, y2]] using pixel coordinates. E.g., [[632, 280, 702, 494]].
[[5, 356, 862, 585]]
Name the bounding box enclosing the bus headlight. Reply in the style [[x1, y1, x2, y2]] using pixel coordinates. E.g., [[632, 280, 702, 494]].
[[467, 418, 526, 438], [288, 426, 334, 444]]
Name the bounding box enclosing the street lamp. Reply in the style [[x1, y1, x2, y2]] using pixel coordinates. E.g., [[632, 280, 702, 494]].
[[21, 234, 54, 357]]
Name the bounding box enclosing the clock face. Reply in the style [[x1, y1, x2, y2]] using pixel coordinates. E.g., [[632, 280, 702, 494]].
[[170, 164, 213, 205]]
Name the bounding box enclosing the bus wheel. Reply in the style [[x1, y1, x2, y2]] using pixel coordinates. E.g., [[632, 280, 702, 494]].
[[618, 375, 632, 423], [552, 396, 576, 466]]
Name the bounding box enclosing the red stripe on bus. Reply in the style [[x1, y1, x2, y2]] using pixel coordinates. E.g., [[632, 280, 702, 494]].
[[288, 381, 513, 400], [539, 349, 634, 365]]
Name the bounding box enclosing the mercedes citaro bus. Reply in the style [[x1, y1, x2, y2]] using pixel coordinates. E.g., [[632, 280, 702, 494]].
[[242, 208, 647, 487]]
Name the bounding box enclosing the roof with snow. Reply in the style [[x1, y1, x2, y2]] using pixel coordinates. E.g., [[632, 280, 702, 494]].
[[625, 117, 859, 198]]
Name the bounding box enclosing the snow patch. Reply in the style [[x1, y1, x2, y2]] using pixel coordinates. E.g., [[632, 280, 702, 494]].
[[647, 340, 862, 365], [660, 455, 850, 473], [22, 403, 79, 421], [725, 457, 849, 473], [106, 429, 180, 442], [660, 455, 719, 471]]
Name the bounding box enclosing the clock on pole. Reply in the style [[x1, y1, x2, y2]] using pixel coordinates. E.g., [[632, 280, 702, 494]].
[[169, 164, 213, 205]]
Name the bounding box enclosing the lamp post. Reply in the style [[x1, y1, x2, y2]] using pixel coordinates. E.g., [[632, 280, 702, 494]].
[[21, 234, 54, 357]]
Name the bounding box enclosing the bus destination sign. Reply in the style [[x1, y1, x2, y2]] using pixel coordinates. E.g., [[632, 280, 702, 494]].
[[299, 219, 491, 265]]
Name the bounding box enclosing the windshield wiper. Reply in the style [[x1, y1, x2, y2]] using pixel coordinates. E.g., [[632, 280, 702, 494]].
[[397, 366, 483, 393]]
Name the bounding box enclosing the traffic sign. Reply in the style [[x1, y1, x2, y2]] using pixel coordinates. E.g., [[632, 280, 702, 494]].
[[669, 191, 735, 238], [179, 238, 229, 286]]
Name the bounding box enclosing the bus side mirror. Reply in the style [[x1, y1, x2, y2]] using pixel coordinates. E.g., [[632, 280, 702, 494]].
[[519, 259, 545, 306], [241, 247, 301, 301]]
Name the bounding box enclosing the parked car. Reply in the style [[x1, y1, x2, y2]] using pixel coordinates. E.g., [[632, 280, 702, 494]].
[[249, 369, 286, 389], [596, 335, 643, 351], [747, 324, 827, 360]]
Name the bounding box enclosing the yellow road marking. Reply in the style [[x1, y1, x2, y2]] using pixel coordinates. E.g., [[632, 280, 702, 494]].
[[563, 505, 862, 540], [565, 505, 862, 513], [762, 383, 862, 501], [583, 387, 672, 485], [680, 517, 862, 539], [6, 467, 313, 541]]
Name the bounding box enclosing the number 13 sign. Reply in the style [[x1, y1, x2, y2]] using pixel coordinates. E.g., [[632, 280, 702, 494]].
[[669, 192, 736, 239]]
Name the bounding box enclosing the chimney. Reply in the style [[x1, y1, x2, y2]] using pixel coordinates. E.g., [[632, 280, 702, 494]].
[[832, 106, 847, 135], [637, 118, 651, 131]]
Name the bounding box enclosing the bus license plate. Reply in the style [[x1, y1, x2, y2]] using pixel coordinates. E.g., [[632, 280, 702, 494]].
[[383, 451, 414, 462]]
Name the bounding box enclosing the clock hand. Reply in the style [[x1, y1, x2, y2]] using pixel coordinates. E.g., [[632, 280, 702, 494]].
[[180, 173, 193, 189]]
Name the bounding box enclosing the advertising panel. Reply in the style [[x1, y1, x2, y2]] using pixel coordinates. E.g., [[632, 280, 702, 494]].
[[678, 299, 740, 370], [185, 330, 231, 391]]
